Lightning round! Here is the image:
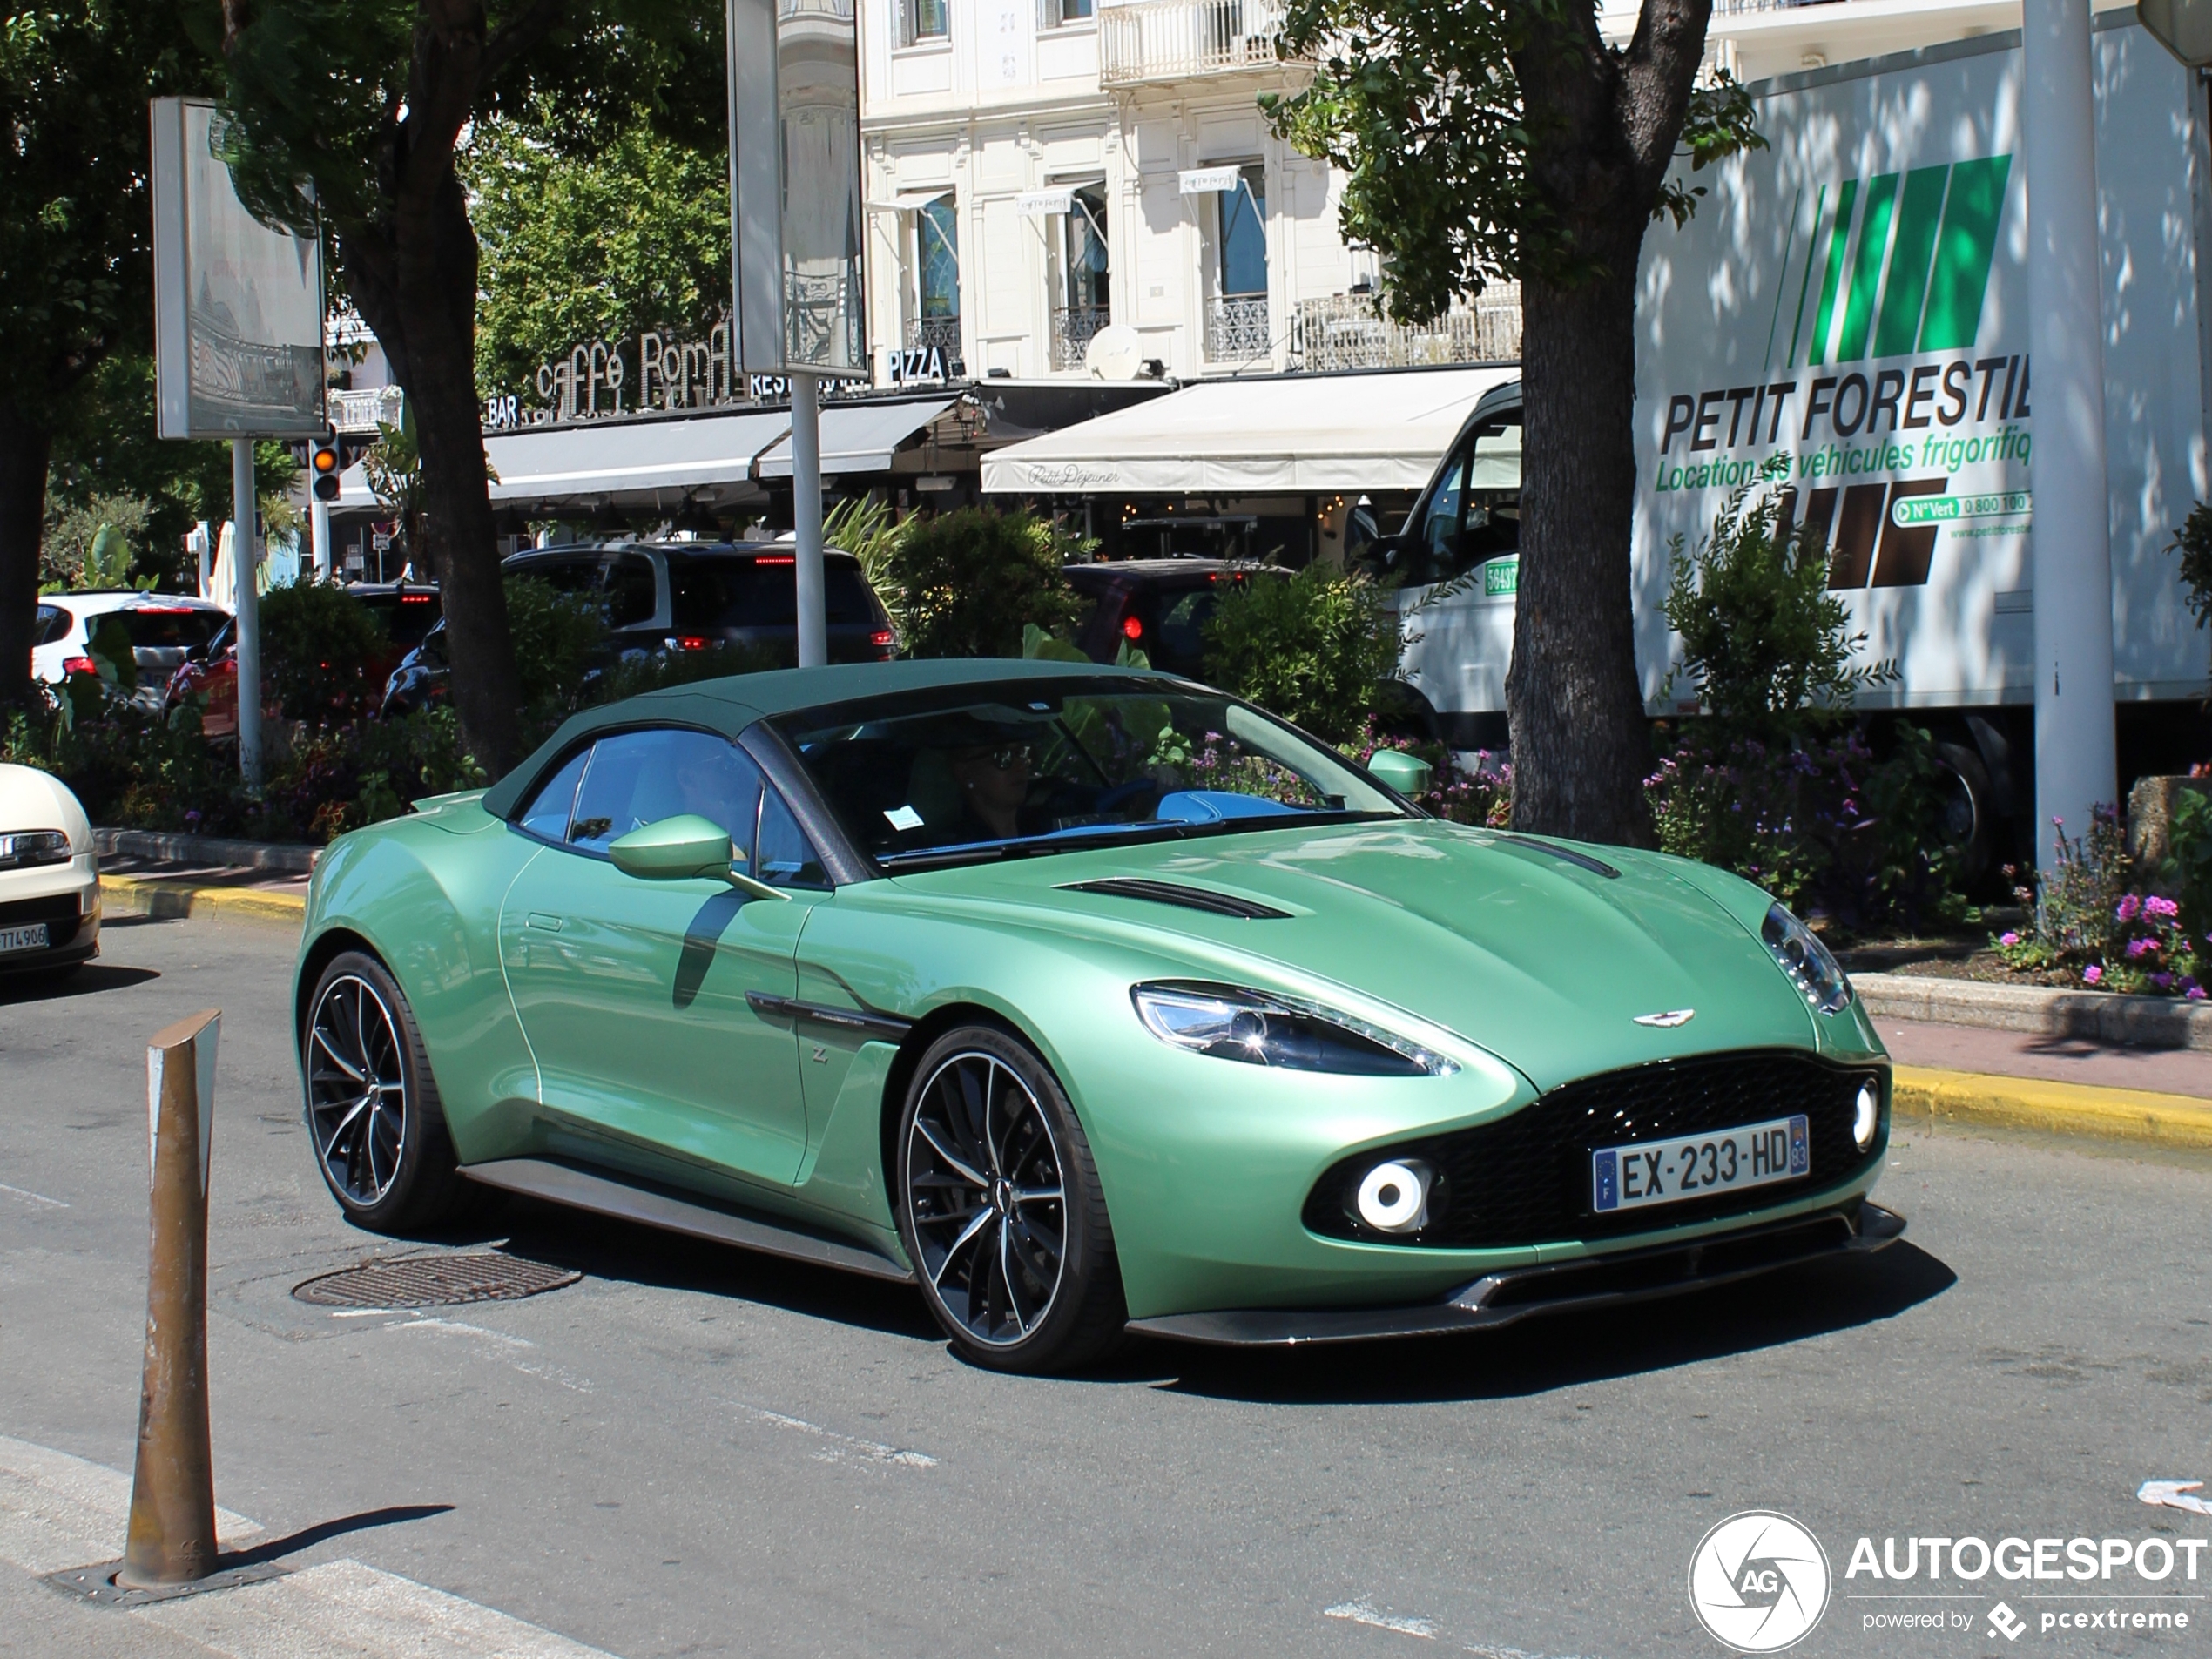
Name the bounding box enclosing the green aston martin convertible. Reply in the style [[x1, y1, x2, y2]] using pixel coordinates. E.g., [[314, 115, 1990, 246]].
[[293, 659, 1900, 1372]]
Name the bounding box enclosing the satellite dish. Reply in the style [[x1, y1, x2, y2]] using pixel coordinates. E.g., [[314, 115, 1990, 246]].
[[1084, 325, 1145, 381]]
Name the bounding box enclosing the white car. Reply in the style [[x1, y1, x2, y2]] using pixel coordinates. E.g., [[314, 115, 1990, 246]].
[[32, 591, 231, 711], [0, 765, 99, 979]]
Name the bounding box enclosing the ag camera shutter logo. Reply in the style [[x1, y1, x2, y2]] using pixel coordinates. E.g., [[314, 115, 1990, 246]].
[[1688, 1511, 1831, 1651]]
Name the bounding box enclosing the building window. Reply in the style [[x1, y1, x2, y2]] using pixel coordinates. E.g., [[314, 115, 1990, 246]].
[[900, 0, 947, 45], [1205, 165, 1270, 362], [909, 194, 961, 358], [1042, 0, 1093, 24], [1050, 185, 1111, 370]]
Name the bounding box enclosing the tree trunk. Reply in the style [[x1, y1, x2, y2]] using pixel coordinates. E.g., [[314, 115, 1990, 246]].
[[344, 174, 523, 777], [0, 400, 53, 711], [1506, 259, 1656, 847]]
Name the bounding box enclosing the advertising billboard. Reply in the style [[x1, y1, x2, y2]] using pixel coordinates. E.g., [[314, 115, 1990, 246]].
[[151, 98, 325, 439]]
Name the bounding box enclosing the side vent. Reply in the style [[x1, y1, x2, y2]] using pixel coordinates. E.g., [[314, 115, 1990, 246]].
[[1060, 877, 1291, 920]]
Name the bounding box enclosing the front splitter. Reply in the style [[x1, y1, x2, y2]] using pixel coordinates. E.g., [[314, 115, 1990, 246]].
[[1123, 1200, 1905, 1347]]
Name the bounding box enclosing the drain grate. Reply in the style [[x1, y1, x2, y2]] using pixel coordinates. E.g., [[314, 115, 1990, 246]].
[[293, 1253, 580, 1309]]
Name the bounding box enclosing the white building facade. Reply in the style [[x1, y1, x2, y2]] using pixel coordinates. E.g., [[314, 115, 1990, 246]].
[[858, 0, 1525, 383]]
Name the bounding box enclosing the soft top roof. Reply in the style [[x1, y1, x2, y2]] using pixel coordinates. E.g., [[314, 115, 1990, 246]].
[[479, 658, 1186, 819]]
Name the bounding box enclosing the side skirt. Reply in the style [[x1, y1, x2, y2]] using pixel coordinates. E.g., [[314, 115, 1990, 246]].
[[460, 1157, 917, 1285], [1124, 1201, 1905, 1347]]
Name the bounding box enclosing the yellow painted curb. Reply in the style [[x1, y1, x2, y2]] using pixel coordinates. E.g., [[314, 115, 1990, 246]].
[[1892, 1064, 2212, 1151], [99, 873, 306, 926]]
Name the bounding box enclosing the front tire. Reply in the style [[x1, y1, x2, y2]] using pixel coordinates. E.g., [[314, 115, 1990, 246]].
[[895, 1024, 1125, 1372], [302, 950, 471, 1234]]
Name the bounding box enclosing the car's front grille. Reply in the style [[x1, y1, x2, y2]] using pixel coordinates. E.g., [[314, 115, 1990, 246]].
[[0, 894, 82, 931], [1303, 1049, 1888, 1249]]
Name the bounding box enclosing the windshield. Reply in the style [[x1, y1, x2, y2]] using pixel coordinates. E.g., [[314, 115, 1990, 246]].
[[776, 677, 1410, 869]]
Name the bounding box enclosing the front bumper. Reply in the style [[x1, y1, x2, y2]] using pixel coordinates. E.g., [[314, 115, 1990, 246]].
[[1125, 1198, 1905, 1345], [0, 864, 99, 976]]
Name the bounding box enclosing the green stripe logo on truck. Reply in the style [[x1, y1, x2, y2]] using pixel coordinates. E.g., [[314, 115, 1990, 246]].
[[1793, 155, 2011, 368]]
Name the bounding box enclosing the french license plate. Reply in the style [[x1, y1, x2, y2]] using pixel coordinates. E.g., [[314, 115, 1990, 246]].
[[0, 922, 50, 956], [1592, 1114, 1809, 1213]]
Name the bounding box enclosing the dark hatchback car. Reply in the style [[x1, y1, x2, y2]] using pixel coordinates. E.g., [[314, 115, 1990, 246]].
[[1062, 558, 1278, 680], [381, 543, 894, 717]]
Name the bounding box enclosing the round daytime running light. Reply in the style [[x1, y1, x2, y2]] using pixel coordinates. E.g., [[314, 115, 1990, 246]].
[[1355, 1160, 1432, 1232], [1130, 982, 1457, 1077], [1761, 902, 1853, 1015], [1852, 1080, 1880, 1150]]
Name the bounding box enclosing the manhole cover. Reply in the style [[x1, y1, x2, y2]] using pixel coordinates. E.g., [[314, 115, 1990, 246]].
[[292, 1254, 580, 1309]]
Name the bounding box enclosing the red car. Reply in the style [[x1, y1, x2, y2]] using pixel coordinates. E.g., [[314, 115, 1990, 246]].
[[165, 583, 442, 735]]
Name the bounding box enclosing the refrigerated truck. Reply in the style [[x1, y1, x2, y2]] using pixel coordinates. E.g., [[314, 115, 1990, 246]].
[[1387, 14, 2212, 876]]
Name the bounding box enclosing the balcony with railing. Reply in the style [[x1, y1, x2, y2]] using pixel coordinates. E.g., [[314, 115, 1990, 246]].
[[1204, 294, 1272, 365], [907, 315, 963, 359], [1290, 284, 1522, 373], [1098, 0, 1307, 85], [330, 383, 404, 436], [1050, 305, 1111, 371]]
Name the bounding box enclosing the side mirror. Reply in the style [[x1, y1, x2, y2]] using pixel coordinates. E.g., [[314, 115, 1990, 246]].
[[1366, 749, 1433, 798], [608, 814, 788, 900]]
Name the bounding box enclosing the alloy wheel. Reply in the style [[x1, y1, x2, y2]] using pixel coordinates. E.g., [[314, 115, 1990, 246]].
[[307, 974, 409, 1207], [905, 1050, 1068, 1346]]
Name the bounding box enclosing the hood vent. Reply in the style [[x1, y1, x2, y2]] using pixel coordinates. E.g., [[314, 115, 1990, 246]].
[[1061, 877, 1291, 921], [1493, 834, 1620, 880]]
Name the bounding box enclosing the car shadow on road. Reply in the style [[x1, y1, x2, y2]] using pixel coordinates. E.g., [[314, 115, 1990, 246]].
[[1132, 1242, 1957, 1405], [481, 1196, 943, 1343], [0, 962, 159, 1002]]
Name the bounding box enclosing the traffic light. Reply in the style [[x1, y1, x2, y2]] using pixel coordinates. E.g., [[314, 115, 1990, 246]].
[[310, 436, 341, 502]]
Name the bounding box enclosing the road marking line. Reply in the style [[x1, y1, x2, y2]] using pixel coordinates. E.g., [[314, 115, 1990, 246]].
[[0, 1437, 618, 1656], [0, 1435, 260, 1575], [380, 1317, 595, 1393], [1324, 1601, 1439, 1639], [135, 1557, 616, 1658], [729, 1403, 939, 1469], [0, 1183, 68, 1209]]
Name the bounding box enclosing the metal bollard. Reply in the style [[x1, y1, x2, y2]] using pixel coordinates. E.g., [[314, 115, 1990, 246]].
[[118, 1009, 222, 1589]]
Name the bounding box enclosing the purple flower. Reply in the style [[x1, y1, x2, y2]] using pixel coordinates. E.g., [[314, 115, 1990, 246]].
[[1999, 931, 2020, 947], [2116, 894, 2142, 923], [2145, 895, 2180, 920], [2188, 982, 2207, 1001], [2153, 972, 2175, 990], [2083, 963, 2104, 985], [2127, 937, 2155, 959]]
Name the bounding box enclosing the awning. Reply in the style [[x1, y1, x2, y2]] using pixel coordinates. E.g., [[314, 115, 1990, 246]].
[[753, 395, 961, 479], [486, 408, 792, 505], [980, 365, 1521, 496]]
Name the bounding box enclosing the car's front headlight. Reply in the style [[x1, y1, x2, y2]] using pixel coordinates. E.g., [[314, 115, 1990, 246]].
[[1763, 902, 1851, 1014], [0, 831, 72, 871], [1130, 981, 1457, 1076]]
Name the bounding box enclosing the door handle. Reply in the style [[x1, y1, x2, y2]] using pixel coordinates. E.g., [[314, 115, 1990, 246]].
[[527, 912, 563, 932]]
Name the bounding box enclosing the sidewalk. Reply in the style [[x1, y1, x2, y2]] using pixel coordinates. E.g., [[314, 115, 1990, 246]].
[[98, 853, 310, 925]]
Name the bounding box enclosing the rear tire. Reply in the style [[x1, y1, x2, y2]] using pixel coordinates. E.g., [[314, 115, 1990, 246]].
[[301, 950, 472, 1234], [895, 1024, 1126, 1373]]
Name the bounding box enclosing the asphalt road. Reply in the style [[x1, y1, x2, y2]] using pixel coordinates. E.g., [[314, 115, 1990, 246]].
[[3, 910, 2209, 1658]]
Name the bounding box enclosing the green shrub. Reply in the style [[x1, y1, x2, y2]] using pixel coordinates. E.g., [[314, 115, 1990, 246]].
[[1662, 479, 1890, 738], [825, 496, 907, 630], [503, 574, 608, 712], [883, 507, 1084, 658], [260, 576, 390, 723], [2171, 501, 2212, 630], [1202, 563, 1396, 744]]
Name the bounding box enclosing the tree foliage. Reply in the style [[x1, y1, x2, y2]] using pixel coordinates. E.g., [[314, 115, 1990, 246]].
[[886, 509, 1084, 660], [192, 0, 725, 773], [1263, 1, 1762, 325], [0, 3, 210, 701], [469, 105, 731, 401], [1203, 563, 1397, 745]]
